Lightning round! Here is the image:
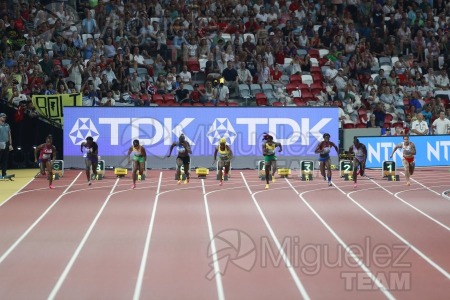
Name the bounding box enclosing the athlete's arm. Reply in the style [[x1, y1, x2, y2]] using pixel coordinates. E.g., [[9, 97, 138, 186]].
[[331, 142, 339, 153], [409, 143, 416, 155], [390, 144, 399, 158], [80, 142, 85, 153], [276, 142, 283, 152], [141, 147, 147, 161], [213, 147, 218, 161], [35, 144, 43, 161], [167, 142, 176, 157], [185, 142, 192, 154], [314, 142, 322, 154], [228, 146, 233, 160]]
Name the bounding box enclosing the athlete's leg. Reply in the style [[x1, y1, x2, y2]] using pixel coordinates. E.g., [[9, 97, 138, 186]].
[[352, 158, 358, 184], [218, 160, 224, 185], [85, 158, 91, 181], [176, 158, 183, 184], [271, 160, 277, 182], [325, 159, 332, 185], [132, 160, 139, 185], [409, 161, 415, 176], [360, 160, 366, 176], [402, 158, 410, 185], [319, 161, 327, 180], [265, 160, 271, 185], [46, 160, 53, 187]]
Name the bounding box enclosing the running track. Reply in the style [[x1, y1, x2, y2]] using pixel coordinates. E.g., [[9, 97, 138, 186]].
[[0, 168, 449, 299]]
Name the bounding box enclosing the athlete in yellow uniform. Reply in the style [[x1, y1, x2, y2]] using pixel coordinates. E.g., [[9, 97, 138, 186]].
[[262, 133, 282, 189], [213, 138, 233, 186], [127, 139, 147, 189]]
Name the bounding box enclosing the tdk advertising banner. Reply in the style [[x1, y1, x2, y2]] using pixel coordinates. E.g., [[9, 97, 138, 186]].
[[63, 107, 339, 168]]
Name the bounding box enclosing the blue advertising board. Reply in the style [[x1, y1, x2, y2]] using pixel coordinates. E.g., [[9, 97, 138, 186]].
[[64, 107, 339, 159], [359, 135, 450, 168]]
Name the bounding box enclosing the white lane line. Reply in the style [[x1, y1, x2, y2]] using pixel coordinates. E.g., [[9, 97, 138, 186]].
[[363, 177, 450, 231], [332, 182, 450, 281], [48, 177, 121, 300], [0, 172, 83, 265], [202, 179, 225, 300], [285, 179, 395, 300], [241, 173, 311, 300], [0, 177, 35, 207], [400, 172, 441, 196], [133, 172, 163, 300], [393, 189, 450, 231]]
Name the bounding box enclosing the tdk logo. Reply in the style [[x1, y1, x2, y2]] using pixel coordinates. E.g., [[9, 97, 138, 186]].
[[69, 118, 100, 145]]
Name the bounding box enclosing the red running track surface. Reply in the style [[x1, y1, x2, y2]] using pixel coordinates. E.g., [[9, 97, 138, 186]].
[[0, 168, 449, 299]]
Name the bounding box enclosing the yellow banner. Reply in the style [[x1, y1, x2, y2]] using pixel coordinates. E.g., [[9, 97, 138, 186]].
[[32, 93, 82, 126]]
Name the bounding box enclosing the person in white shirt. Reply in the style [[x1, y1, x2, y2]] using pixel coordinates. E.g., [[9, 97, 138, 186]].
[[68, 57, 84, 92], [179, 65, 192, 85], [432, 111, 450, 134], [410, 113, 429, 135], [435, 70, 450, 90], [100, 90, 115, 106], [237, 62, 253, 84], [216, 82, 229, 105]]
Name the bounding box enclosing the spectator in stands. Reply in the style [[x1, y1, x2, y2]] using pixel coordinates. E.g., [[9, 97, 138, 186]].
[[436, 69, 450, 90], [179, 64, 193, 85], [175, 82, 190, 104], [432, 111, 450, 134], [222, 61, 238, 97], [100, 90, 115, 107], [237, 62, 253, 85], [410, 113, 429, 135]]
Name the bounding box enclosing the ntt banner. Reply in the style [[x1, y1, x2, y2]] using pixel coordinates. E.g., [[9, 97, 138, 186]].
[[359, 135, 450, 168], [63, 107, 339, 158]]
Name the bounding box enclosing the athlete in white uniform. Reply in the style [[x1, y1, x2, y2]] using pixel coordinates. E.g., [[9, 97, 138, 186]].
[[348, 137, 367, 188], [390, 135, 416, 186]]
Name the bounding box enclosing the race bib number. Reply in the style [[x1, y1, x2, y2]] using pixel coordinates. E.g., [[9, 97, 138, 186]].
[[43, 154, 51, 159]]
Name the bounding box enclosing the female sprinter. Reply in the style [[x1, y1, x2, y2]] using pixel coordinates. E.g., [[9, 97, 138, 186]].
[[390, 135, 416, 186], [314, 133, 339, 186], [262, 133, 282, 189], [35, 135, 57, 189], [168, 134, 192, 184], [213, 137, 233, 186], [80, 136, 98, 186], [348, 136, 367, 188], [127, 139, 147, 189]]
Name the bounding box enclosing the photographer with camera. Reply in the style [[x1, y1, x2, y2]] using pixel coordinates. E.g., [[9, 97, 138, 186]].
[[0, 112, 13, 179]]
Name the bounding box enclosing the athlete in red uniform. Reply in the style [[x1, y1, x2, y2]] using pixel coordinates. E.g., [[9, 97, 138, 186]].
[[35, 135, 57, 189]]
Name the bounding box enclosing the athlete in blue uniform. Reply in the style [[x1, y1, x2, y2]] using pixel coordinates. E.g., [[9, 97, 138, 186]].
[[314, 133, 339, 186], [168, 134, 192, 184], [81, 136, 98, 186]]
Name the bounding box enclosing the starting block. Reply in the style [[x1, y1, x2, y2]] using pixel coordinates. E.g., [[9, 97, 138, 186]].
[[114, 168, 128, 178], [277, 168, 291, 178], [52, 160, 64, 180], [340, 160, 353, 178], [135, 161, 148, 180], [300, 160, 314, 181], [382, 161, 399, 181], [0, 174, 15, 181], [387, 174, 400, 181], [344, 174, 353, 181], [91, 160, 106, 180], [196, 167, 210, 178]]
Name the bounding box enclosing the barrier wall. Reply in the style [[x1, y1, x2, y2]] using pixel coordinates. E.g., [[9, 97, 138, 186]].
[[359, 135, 450, 168], [63, 107, 339, 169]]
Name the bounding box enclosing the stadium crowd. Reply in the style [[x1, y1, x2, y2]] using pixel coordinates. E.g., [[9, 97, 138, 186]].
[[0, 0, 450, 135]]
